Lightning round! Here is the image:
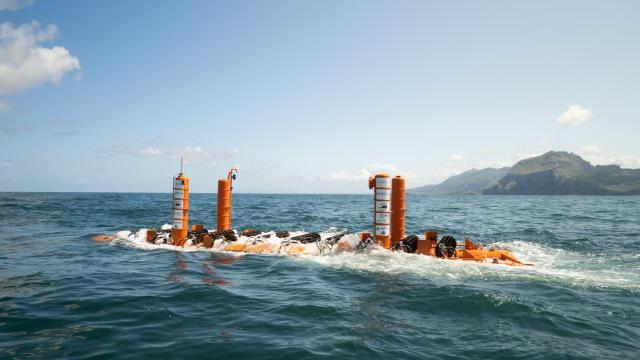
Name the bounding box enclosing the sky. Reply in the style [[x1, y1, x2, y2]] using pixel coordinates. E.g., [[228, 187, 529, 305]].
[[0, 0, 639, 193]]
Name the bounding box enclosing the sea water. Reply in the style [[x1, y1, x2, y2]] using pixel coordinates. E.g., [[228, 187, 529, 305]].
[[0, 193, 638, 359]]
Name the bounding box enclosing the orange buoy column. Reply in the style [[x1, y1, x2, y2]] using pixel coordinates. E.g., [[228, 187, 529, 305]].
[[391, 176, 405, 245], [217, 179, 231, 231], [369, 173, 392, 248], [217, 168, 237, 232], [171, 173, 189, 246]]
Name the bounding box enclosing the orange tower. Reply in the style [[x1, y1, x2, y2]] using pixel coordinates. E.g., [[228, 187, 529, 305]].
[[391, 176, 406, 245], [369, 173, 392, 249], [171, 161, 189, 246], [217, 168, 237, 232]]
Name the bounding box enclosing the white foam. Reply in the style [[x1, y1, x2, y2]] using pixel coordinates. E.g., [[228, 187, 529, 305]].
[[111, 228, 640, 291]]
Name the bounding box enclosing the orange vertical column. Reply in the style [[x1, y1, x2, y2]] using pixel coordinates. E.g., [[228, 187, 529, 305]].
[[217, 179, 232, 231], [171, 174, 189, 246], [369, 173, 392, 249], [217, 168, 237, 232], [391, 176, 405, 245]]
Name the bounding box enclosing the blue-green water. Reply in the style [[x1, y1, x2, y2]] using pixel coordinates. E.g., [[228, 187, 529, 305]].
[[1, 193, 639, 359]]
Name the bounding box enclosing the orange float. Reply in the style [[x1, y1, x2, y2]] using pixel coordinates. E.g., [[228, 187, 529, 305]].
[[390, 176, 405, 246], [217, 168, 237, 232], [93, 235, 116, 242], [415, 231, 529, 266]]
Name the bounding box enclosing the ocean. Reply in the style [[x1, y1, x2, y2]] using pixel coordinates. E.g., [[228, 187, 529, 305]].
[[0, 193, 638, 359]]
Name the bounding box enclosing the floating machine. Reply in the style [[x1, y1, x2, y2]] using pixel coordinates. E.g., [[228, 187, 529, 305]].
[[370, 173, 530, 266], [96, 165, 530, 267]]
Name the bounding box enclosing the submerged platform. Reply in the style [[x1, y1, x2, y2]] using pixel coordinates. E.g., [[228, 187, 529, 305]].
[[95, 225, 531, 267]]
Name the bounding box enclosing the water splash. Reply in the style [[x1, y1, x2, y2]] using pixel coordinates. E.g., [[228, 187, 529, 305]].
[[113, 227, 640, 292]]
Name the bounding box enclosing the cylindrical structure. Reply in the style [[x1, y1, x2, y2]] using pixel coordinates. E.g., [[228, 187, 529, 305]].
[[217, 179, 232, 231], [391, 176, 406, 245], [171, 174, 189, 246], [371, 173, 392, 249]]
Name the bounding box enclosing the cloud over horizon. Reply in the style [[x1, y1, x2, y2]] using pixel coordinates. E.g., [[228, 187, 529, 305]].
[[173, 146, 239, 168], [579, 145, 640, 169], [139, 147, 165, 156], [557, 105, 592, 126]]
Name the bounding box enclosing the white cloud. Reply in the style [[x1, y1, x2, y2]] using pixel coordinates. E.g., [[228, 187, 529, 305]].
[[370, 163, 401, 175], [328, 169, 371, 182], [579, 147, 640, 169], [0, 21, 80, 107], [0, 0, 34, 11], [175, 146, 204, 161], [517, 152, 544, 161], [322, 163, 401, 184], [581, 145, 601, 155], [139, 147, 165, 156], [327, 163, 407, 183], [0, 159, 13, 167], [173, 146, 239, 167], [77, 178, 91, 185], [557, 105, 592, 126], [414, 167, 466, 185], [449, 154, 464, 161]]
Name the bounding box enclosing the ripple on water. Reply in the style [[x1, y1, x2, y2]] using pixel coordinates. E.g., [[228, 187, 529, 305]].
[[0, 193, 639, 359]]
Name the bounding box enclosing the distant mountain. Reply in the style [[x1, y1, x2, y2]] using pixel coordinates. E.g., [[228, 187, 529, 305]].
[[409, 151, 640, 195], [409, 167, 510, 195], [483, 151, 640, 195]]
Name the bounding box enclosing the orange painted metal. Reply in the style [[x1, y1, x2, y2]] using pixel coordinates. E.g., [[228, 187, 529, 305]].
[[171, 174, 189, 246], [453, 247, 529, 266], [202, 234, 213, 248], [93, 235, 116, 242], [222, 242, 307, 255], [416, 230, 437, 255], [359, 232, 372, 241], [390, 176, 405, 245], [146, 229, 158, 243], [413, 233, 529, 266], [223, 243, 246, 252], [412, 230, 528, 266], [217, 179, 231, 231], [425, 231, 438, 242], [369, 173, 392, 249], [217, 168, 237, 232], [245, 243, 276, 253]]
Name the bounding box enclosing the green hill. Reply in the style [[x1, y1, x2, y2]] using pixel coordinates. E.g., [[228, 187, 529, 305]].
[[409, 151, 640, 195], [483, 151, 640, 195], [409, 167, 510, 195]]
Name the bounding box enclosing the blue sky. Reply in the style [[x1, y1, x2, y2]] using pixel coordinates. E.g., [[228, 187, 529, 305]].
[[0, 0, 639, 193]]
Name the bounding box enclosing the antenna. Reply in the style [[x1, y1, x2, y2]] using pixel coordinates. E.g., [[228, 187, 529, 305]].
[[180, 157, 183, 175]]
